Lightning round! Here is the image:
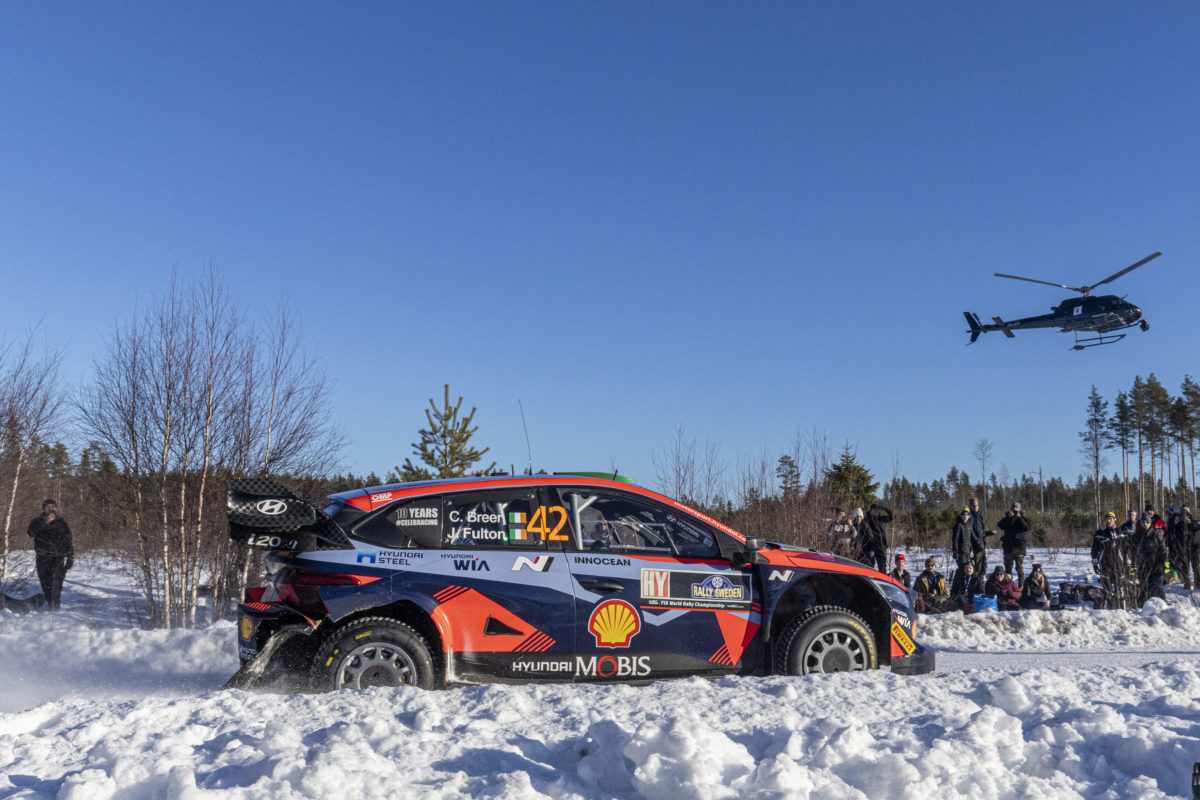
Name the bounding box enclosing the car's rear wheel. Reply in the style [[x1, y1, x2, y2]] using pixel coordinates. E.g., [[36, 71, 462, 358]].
[[776, 605, 877, 675], [313, 617, 436, 690]]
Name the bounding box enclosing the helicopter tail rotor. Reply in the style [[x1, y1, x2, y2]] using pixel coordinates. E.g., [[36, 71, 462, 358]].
[[964, 311, 983, 343]]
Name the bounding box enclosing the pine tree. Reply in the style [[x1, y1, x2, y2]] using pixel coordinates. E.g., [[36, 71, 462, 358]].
[[1079, 385, 1110, 524], [395, 384, 496, 481], [824, 445, 878, 512], [1108, 391, 1134, 514]]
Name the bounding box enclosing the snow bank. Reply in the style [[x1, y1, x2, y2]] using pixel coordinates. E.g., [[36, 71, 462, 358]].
[[2, 666, 1198, 798], [1, 549, 1198, 799]]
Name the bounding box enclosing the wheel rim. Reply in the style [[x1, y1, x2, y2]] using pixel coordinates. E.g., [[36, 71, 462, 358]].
[[801, 626, 868, 673], [336, 642, 417, 688]]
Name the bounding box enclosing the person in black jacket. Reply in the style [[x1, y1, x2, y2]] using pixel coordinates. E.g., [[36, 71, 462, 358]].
[[1166, 507, 1200, 589], [1091, 511, 1121, 595], [997, 502, 1031, 585], [27, 499, 73, 610], [1020, 563, 1051, 609], [1184, 506, 1200, 591], [951, 507, 973, 579], [860, 503, 893, 573], [968, 496, 990, 579], [1133, 512, 1167, 604]]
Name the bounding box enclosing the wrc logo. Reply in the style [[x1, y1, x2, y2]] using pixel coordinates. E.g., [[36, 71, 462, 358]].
[[512, 555, 555, 572]]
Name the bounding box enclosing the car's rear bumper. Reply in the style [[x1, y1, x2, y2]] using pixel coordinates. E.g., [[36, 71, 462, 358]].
[[890, 643, 936, 675], [237, 600, 305, 663]]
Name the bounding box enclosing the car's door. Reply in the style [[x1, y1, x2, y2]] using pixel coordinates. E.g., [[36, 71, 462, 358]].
[[414, 487, 577, 683], [554, 486, 761, 682]]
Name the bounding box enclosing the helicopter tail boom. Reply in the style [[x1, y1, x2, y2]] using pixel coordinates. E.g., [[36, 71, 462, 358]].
[[991, 316, 1016, 338]]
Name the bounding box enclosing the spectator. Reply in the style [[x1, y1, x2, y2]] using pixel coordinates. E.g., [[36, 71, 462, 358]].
[[27, 499, 73, 611], [1120, 509, 1137, 534], [984, 565, 1004, 596], [850, 508, 867, 564], [1091, 511, 1121, 595], [914, 556, 952, 614], [1166, 507, 1199, 588], [993, 570, 1022, 611], [950, 562, 978, 610], [825, 509, 855, 559], [888, 553, 911, 588], [1185, 507, 1200, 591], [1020, 562, 1051, 609], [951, 507, 973, 581], [1133, 512, 1167, 604], [997, 502, 1031, 585], [968, 496, 990, 579], [860, 503, 893, 573]]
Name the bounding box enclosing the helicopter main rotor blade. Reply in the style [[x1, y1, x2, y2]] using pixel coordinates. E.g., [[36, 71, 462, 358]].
[[1084, 251, 1162, 293], [993, 273, 1080, 292]]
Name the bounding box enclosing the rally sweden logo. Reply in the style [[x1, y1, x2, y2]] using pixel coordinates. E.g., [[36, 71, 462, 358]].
[[691, 574, 746, 601]]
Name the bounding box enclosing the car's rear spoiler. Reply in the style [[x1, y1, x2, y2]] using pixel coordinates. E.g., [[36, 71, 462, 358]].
[[227, 478, 352, 551]]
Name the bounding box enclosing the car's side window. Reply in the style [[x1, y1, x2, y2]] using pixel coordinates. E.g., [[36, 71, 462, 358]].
[[441, 489, 553, 549], [558, 490, 721, 558], [351, 496, 442, 548]]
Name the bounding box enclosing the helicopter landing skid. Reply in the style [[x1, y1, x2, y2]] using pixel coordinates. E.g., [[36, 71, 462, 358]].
[[1071, 331, 1127, 350]]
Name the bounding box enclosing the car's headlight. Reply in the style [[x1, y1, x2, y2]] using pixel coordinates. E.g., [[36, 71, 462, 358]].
[[873, 578, 913, 611]]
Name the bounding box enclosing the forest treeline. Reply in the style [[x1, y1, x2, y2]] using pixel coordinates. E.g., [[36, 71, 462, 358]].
[[1, 273, 1195, 627]]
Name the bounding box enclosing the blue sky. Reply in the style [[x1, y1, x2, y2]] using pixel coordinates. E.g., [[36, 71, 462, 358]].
[[3, 3, 1198, 494]]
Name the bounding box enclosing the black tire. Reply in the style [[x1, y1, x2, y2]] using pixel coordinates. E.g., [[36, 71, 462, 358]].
[[313, 617, 436, 691], [775, 605, 878, 675]]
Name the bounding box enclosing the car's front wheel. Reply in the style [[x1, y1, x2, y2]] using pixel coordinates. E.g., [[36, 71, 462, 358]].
[[776, 605, 878, 675], [313, 617, 436, 690]]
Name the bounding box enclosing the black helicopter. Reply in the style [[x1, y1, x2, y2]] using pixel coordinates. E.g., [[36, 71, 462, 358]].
[[964, 251, 1162, 350]]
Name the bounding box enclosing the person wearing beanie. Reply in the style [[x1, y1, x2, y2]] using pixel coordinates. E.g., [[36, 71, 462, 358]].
[[859, 502, 894, 574], [1166, 506, 1200, 589], [984, 565, 1005, 596], [1133, 512, 1167, 604], [914, 557, 950, 614], [997, 501, 1031, 585], [1092, 511, 1122, 599], [848, 508, 867, 565], [1019, 563, 1051, 609], [27, 499, 73, 610], [888, 552, 911, 589], [1184, 506, 1200, 591], [951, 507, 973, 580]]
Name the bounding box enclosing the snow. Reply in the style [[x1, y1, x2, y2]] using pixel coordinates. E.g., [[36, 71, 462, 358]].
[[2, 549, 1200, 799]]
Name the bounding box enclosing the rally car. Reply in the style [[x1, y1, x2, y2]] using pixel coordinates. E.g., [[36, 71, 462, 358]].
[[227, 473, 934, 691]]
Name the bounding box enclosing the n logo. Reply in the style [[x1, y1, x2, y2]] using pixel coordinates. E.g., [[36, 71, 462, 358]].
[[768, 569, 794, 582], [512, 556, 555, 572]]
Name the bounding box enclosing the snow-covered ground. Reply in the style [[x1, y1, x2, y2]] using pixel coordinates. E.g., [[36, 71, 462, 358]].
[[1, 549, 1199, 799]]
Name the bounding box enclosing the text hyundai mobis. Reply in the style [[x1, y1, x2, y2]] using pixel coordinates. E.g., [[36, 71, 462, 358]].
[[227, 474, 934, 691]]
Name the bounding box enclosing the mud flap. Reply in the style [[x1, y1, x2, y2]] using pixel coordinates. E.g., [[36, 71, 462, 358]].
[[223, 623, 314, 690]]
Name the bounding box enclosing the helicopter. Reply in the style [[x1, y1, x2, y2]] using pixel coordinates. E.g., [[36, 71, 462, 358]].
[[964, 251, 1162, 350]]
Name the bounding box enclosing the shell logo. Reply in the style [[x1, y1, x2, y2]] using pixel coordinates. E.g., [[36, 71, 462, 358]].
[[588, 599, 641, 648], [240, 616, 254, 641]]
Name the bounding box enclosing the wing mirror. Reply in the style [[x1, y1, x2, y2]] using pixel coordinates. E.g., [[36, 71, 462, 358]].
[[732, 536, 768, 568]]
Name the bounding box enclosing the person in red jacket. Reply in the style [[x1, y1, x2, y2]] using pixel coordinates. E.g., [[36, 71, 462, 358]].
[[993, 569, 1022, 611]]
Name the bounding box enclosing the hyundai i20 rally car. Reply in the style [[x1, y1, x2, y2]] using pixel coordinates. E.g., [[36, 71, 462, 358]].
[[227, 474, 934, 691]]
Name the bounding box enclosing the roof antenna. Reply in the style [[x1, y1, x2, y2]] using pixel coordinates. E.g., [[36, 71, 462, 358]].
[[518, 399, 533, 475]]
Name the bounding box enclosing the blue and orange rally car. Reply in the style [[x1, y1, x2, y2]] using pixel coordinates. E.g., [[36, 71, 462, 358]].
[[226, 473, 933, 691]]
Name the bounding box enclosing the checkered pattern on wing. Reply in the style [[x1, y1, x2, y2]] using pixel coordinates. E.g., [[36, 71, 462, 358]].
[[226, 479, 315, 531]]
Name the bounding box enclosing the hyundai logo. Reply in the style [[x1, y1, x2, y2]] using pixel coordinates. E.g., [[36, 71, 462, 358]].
[[255, 499, 288, 516]]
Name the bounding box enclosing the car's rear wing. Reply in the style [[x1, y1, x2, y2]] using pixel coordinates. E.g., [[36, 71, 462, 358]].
[[227, 478, 352, 551]]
